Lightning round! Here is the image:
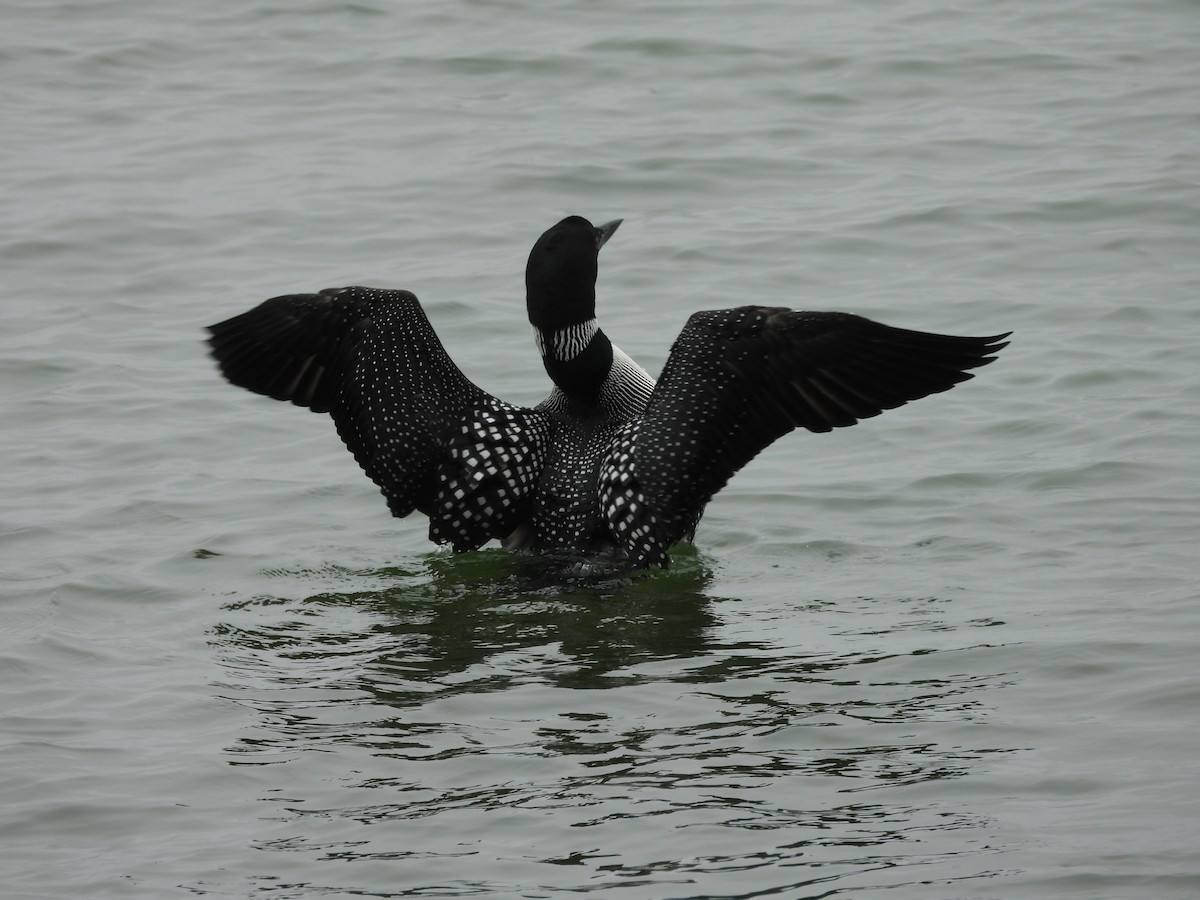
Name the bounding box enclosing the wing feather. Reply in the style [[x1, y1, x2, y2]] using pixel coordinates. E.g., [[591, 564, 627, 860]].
[[207, 286, 549, 550], [602, 306, 1009, 567]]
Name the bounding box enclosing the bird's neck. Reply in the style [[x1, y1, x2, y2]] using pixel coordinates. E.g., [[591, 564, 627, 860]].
[[534, 319, 613, 403]]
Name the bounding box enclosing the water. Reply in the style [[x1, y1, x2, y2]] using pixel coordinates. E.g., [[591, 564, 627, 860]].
[[3, 0, 1199, 896]]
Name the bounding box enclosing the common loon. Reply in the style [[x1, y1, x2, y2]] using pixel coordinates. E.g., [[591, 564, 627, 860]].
[[207, 215, 1008, 569]]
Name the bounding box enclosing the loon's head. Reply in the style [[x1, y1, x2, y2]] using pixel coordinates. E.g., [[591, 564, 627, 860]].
[[526, 216, 621, 333], [526, 216, 622, 401]]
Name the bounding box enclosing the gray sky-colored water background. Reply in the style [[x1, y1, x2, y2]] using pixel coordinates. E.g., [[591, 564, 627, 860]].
[[3, 1, 1198, 897]]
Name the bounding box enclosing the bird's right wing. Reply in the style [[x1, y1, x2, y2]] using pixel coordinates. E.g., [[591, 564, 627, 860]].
[[600, 306, 1010, 568], [207, 286, 550, 551]]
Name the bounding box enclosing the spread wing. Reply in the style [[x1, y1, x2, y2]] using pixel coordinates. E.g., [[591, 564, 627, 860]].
[[600, 306, 1010, 568], [206, 286, 550, 551]]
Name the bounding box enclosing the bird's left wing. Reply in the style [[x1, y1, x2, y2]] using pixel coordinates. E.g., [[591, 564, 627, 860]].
[[600, 306, 1010, 568], [206, 286, 550, 551]]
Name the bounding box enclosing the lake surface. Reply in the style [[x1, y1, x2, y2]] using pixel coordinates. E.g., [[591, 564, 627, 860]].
[[3, 0, 1198, 897]]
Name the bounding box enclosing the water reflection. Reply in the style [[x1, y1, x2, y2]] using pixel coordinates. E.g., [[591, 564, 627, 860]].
[[208, 549, 1015, 897], [215, 547, 719, 701]]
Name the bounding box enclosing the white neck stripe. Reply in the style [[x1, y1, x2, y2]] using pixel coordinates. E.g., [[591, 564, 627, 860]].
[[534, 318, 598, 361]]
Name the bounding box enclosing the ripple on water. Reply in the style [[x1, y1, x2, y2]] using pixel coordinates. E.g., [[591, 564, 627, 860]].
[[196, 550, 1021, 896]]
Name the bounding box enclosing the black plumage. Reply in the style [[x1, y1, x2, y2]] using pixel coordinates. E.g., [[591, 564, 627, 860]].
[[207, 216, 1009, 569], [207, 287, 550, 552]]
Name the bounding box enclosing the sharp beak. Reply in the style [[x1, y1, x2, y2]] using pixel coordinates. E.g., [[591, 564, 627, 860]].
[[594, 219, 622, 250]]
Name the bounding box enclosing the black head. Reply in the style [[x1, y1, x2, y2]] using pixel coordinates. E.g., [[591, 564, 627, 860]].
[[526, 216, 621, 331]]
